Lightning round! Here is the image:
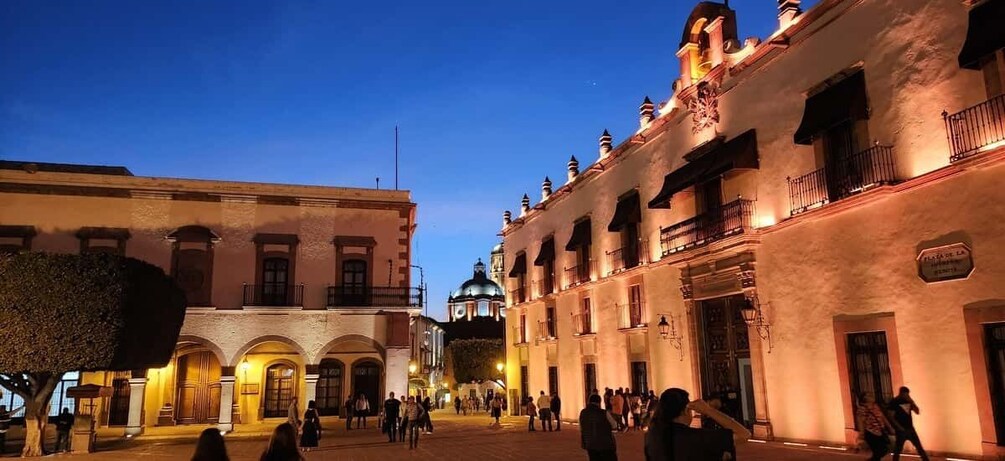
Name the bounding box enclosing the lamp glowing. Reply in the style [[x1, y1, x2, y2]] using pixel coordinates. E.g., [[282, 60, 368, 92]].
[[408, 362, 417, 374], [495, 362, 504, 373], [657, 315, 670, 339], [740, 299, 758, 326], [240, 358, 250, 372]]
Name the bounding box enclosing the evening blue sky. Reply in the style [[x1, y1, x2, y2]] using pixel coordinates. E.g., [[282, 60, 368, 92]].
[[1, 0, 813, 320]]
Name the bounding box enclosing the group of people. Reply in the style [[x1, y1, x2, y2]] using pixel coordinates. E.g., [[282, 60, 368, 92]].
[[453, 394, 506, 417], [0, 405, 75, 455], [602, 387, 657, 432], [190, 423, 307, 461], [378, 392, 433, 449], [523, 390, 562, 431], [855, 387, 929, 461]]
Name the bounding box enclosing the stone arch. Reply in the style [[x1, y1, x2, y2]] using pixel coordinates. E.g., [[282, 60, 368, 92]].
[[679, 2, 737, 49], [312, 334, 386, 364], [229, 335, 310, 367], [176, 334, 226, 365]]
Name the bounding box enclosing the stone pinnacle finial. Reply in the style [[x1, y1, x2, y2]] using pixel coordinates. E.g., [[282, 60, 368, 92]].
[[503, 210, 512, 226], [542, 176, 553, 201], [640, 96, 655, 128], [521, 194, 531, 216], [599, 129, 613, 158], [567, 156, 580, 183]]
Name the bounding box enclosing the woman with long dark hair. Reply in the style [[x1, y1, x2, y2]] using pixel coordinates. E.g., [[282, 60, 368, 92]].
[[644, 388, 750, 461], [300, 400, 321, 452], [191, 428, 229, 461], [260, 423, 304, 461]]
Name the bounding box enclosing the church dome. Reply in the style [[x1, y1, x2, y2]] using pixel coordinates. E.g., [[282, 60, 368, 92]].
[[449, 259, 504, 300]]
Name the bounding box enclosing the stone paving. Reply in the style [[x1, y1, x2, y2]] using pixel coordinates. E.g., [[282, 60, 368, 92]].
[[8, 410, 912, 460]]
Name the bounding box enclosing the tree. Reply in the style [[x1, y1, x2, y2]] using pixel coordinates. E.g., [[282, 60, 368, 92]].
[[0, 252, 186, 457], [445, 338, 504, 387]]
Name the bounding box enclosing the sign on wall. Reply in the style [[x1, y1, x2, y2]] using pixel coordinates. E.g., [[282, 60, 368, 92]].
[[917, 243, 974, 283]]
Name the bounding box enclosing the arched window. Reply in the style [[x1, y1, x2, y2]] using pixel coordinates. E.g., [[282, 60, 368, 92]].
[[477, 300, 490, 317], [316, 359, 344, 416], [263, 363, 296, 418]]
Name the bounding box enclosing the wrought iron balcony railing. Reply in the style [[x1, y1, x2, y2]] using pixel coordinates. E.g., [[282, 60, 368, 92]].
[[537, 320, 557, 340], [326, 286, 422, 307], [243, 284, 305, 307], [618, 302, 647, 330], [508, 287, 527, 305], [659, 198, 755, 257], [536, 276, 556, 297], [787, 145, 897, 215], [606, 239, 649, 276], [563, 260, 596, 289], [944, 93, 1005, 162], [572, 312, 593, 336]]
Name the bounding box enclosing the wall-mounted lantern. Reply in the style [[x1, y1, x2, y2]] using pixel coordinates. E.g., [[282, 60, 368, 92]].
[[657, 313, 684, 361], [740, 296, 772, 352]]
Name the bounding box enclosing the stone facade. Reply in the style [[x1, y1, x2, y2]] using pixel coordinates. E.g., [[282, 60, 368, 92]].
[[501, 0, 1005, 459], [0, 162, 419, 433]]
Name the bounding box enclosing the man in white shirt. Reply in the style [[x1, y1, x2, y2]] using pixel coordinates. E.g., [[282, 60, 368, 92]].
[[537, 391, 553, 432]]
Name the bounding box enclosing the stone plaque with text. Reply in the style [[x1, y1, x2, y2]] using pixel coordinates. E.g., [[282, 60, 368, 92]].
[[917, 243, 974, 283]]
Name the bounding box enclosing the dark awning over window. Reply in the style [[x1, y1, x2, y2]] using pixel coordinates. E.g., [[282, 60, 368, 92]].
[[508, 253, 527, 277], [608, 191, 641, 232], [793, 71, 869, 145], [533, 238, 555, 266], [958, 0, 1005, 69], [564, 219, 592, 251], [647, 130, 759, 209]]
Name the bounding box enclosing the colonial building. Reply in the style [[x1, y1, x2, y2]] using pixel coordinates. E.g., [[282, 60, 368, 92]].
[[502, 0, 1005, 458], [408, 315, 445, 400], [446, 259, 505, 322], [0, 160, 419, 434]]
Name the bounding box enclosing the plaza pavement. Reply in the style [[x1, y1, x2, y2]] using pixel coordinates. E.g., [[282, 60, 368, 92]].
[[10, 410, 910, 460]]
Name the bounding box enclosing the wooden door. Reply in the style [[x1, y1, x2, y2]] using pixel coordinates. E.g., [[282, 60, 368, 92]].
[[264, 364, 295, 418], [175, 351, 222, 424], [262, 258, 289, 306], [352, 362, 381, 416], [698, 295, 752, 424]]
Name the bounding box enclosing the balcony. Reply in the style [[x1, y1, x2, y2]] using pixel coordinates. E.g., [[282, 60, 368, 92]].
[[606, 240, 649, 276], [509, 287, 527, 305], [563, 260, 596, 289], [787, 145, 897, 215], [326, 286, 422, 308], [537, 320, 557, 341], [512, 326, 529, 346], [572, 312, 594, 336], [945, 93, 1005, 162], [243, 284, 304, 307], [536, 277, 556, 297], [618, 302, 647, 330], [659, 198, 755, 257]]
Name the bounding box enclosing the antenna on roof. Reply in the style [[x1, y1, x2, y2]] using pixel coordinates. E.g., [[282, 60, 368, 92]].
[[376, 177, 380, 189], [395, 125, 399, 190]]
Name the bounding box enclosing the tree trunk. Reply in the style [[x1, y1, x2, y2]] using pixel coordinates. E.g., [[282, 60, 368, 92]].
[[21, 398, 47, 457], [0, 373, 62, 458]]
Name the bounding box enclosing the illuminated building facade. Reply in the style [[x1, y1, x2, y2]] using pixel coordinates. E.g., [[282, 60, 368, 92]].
[[0, 161, 419, 434], [501, 0, 1005, 458]]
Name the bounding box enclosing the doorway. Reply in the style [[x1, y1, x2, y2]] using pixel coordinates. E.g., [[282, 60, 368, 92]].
[[107, 377, 130, 426], [696, 294, 754, 425], [263, 363, 296, 418], [351, 361, 382, 416], [985, 323, 1005, 445], [175, 351, 222, 424]]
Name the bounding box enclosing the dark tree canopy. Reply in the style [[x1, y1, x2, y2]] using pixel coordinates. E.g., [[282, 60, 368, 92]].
[[0, 252, 187, 373], [446, 338, 504, 385]]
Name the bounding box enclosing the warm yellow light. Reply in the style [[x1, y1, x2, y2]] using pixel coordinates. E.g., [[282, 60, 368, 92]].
[[757, 215, 776, 228], [240, 359, 251, 372], [408, 362, 418, 374], [495, 362, 504, 372]]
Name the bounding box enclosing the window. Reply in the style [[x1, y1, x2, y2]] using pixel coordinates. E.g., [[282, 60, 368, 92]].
[[565, 219, 593, 286], [509, 252, 528, 303], [520, 366, 529, 401], [631, 362, 649, 394], [981, 53, 1004, 98], [628, 284, 644, 327], [316, 360, 344, 416], [168, 225, 217, 307], [261, 257, 290, 306], [0, 225, 36, 255], [584, 364, 597, 405], [546, 306, 557, 338], [580, 298, 593, 334], [847, 332, 893, 415], [608, 191, 642, 272], [534, 238, 556, 295], [76, 227, 129, 255], [985, 323, 1005, 444], [340, 259, 368, 305], [2, 371, 81, 420], [519, 313, 528, 343], [478, 300, 490, 317], [264, 364, 295, 418], [548, 366, 559, 397]]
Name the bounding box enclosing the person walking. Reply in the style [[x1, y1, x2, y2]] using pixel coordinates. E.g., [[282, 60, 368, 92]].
[[53, 407, 73, 453], [454, 395, 461, 415], [344, 396, 355, 431], [287, 396, 301, 437], [260, 423, 304, 461], [579, 394, 618, 461], [610, 389, 625, 432], [603, 388, 613, 412], [621, 388, 631, 430], [404, 396, 426, 450], [383, 392, 401, 443], [630, 392, 643, 431], [550, 392, 562, 431], [537, 391, 552, 432], [299, 400, 321, 453], [888, 387, 929, 461], [192, 427, 230, 461], [422, 396, 434, 433], [526, 397, 537, 431], [490, 395, 502, 425], [644, 388, 750, 461], [857, 392, 896, 461], [355, 393, 370, 429]]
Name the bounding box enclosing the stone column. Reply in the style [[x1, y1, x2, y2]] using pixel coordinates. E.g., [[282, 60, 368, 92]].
[[217, 368, 236, 433], [157, 357, 176, 426], [738, 269, 773, 440], [704, 16, 725, 67], [304, 365, 320, 405], [385, 348, 410, 399], [125, 372, 147, 436], [676, 44, 697, 88]]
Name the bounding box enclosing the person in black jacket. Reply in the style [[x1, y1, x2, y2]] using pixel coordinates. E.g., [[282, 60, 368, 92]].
[[550, 393, 562, 431], [580, 394, 617, 461], [54, 408, 74, 453]]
